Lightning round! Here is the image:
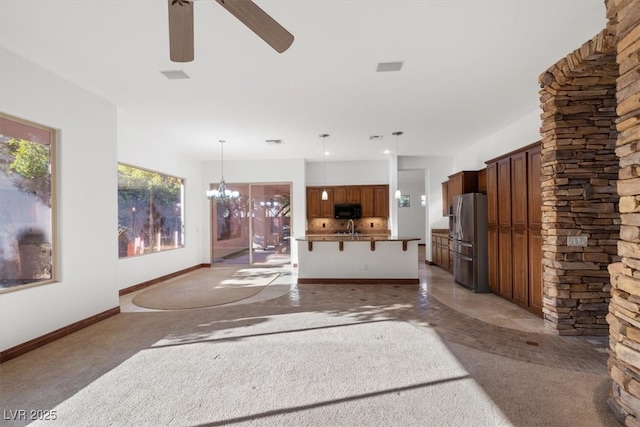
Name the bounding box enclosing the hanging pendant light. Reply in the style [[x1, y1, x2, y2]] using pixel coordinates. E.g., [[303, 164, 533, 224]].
[[205, 140, 239, 201], [393, 131, 403, 199], [320, 133, 329, 200]]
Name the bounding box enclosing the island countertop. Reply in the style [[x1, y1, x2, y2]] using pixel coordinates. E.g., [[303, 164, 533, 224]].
[[296, 235, 420, 284], [297, 234, 420, 242]]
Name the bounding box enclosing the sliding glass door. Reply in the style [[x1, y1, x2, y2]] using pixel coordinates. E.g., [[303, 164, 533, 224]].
[[210, 182, 291, 266]]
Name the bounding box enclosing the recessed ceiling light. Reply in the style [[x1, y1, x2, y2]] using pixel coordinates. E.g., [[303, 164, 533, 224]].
[[160, 70, 190, 80], [383, 149, 391, 154], [266, 139, 284, 145], [376, 61, 404, 72]]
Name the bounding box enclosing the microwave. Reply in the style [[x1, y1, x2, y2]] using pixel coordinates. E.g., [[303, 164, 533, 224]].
[[334, 203, 362, 219]]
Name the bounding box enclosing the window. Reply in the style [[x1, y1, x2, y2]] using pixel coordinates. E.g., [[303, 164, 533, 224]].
[[118, 164, 184, 258], [0, 113, 56, 291]]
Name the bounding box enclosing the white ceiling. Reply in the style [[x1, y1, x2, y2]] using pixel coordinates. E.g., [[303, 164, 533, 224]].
[[0, 0, 607, 162]]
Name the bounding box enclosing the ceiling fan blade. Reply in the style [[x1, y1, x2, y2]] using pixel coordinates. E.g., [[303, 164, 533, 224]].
[[168, 0, 194, 62], [215, 0, 294, 53]]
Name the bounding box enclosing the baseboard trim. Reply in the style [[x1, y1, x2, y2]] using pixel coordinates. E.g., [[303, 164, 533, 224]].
[[0, 306, 120, 364], [119, 263, 211, 296], [297, 278, 419, 285]]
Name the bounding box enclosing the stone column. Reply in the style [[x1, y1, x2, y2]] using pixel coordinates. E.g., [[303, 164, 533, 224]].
[[538, 29, 620, 335], [605, 0, 640, 424]]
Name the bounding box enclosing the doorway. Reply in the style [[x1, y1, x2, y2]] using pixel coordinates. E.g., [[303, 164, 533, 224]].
[[210, 182, 291, 266]]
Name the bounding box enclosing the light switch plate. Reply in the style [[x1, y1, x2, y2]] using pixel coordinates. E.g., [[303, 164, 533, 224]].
[[567, 235, 588, 246]]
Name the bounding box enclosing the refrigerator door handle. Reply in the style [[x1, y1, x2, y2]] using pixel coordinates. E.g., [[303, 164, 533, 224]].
[[455, 196, 463, 238]]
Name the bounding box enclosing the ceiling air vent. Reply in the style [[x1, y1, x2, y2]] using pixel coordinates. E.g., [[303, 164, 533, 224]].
[[266, 139, 284, 145], [376, 61, 404, 72], [160, 70, 190, 80]]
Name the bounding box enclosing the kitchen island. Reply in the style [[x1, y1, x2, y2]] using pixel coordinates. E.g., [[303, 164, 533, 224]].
[[296, 235, 420, 284]]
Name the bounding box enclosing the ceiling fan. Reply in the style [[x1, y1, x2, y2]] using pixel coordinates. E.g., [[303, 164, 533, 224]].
[[168, 0, 294, 62]]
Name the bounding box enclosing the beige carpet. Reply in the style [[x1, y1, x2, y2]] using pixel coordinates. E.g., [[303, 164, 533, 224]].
[[131, 266, 280, 310]]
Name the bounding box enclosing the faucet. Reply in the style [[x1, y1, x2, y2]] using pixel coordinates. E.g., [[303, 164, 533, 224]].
[[347, 219, 355, 235]]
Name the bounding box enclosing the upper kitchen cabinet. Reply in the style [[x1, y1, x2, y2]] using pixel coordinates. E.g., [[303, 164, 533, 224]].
[[373, 185, 389, 218], [441, 181, 449, 216], [333, 186, 361, 204], [361, 186, 375, 217], [478, 168, 487, 194], [306, 185, 389, 219], [442, 171, 479, 216], [306, 187, 333, 219]]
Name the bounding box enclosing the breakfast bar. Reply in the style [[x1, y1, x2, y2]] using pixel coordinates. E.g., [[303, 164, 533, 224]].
[[296, 235, 420, 284]]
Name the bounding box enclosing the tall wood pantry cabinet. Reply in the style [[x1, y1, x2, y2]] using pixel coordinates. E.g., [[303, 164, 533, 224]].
[[485, 142, 542, 316]]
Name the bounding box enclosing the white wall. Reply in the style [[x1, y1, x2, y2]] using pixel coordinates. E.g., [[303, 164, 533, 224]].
[[400, 156, 453, 261], [305, 159, 389, 186], [0, 49, 118, 351], [203, 158, 306, 265], [453, 108, 542, 171], [397, 173, 426, 244], [116, 110, 206, 290]]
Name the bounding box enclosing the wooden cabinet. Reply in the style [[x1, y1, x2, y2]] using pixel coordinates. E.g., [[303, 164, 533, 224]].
[[306, 187, 322, 219], [306, 185, 389, 219], [442, 171, 479, 217], [486, 163, 498, 226], [497, 158, 511, 228], [478, 168, 487, 194], [333, 187, 347, 204], [511, 151, 528, 228], [361, 186, 375, 217], [486, 162, 499, 294], [486, 141, 542, 317], [306, 187, 333, 218], [498, 228, 513, 300], [334, 186, 360, 204], [431, 232, 452, 273], [373, 185, 389, 218], [527, 146, 542, 230], [527, 145, 542, 316], [528, 230, 543, 315], [487, 227, 499, 294], [320, 188, 334, 218], [512, 228, 529, 307], [442, 181, 449, 216]]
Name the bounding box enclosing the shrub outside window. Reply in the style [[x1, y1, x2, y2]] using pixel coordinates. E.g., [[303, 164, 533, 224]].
[[0, 113, 56, 292]]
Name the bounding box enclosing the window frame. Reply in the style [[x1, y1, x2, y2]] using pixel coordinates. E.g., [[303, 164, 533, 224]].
[[0, 112, 57, 294]]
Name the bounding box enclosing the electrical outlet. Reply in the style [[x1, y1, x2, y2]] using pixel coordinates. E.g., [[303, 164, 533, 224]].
[[363, 264, 368, 271], [370, 222, 374, 227], [567, 235, 588, 246], [322, 223, 325, 228]]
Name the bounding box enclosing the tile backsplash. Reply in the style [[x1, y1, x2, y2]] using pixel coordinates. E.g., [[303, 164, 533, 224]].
[[307, 217, 389, 235]]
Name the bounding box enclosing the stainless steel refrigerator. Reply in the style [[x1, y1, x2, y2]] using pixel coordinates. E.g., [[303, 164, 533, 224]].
[[450, 193, 490, 293]]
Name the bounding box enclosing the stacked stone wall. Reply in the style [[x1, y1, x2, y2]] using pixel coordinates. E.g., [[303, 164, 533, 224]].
[[605, 0, 640, 424], [539, 28, 620, 336]]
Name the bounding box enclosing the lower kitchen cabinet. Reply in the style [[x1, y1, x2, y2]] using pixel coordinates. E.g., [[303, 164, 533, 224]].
[[431, 232, 452, 273]]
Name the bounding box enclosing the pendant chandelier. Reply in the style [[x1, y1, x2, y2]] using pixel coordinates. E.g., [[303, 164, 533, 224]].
[[393, 131, 404, 199], [320, 133, 329, 200], [205, 140, 239, 201]]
